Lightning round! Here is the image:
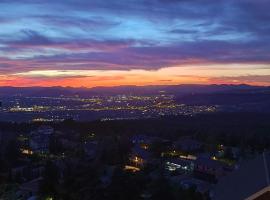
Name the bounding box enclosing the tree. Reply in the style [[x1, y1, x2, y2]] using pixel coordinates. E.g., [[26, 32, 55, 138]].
[[39, 161, 59, 199], [4, 140, 21, 166]]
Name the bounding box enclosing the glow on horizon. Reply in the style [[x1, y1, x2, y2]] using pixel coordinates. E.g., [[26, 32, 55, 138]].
[[0, 63, 268, 87]]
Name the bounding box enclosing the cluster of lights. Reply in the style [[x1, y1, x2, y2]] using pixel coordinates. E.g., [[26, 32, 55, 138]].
[[21, 149, 33, 155], [166, 161, 190, 172], [124, 165, 141, 172]]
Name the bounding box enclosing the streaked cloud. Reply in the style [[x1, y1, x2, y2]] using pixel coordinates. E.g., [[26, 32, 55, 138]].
[[0, 0, 270, 86]]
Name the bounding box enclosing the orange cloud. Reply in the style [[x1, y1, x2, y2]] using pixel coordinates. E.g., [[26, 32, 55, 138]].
[[1, 64, 270, 87]]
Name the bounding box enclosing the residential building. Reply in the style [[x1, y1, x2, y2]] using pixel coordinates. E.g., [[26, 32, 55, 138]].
[[29, 126, 53, 153]]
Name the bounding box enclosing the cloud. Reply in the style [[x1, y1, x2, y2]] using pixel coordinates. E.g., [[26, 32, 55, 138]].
[[1, 38, 270, 74], [210, 75, 270, 85], [36, 15, 120, 31], [2, 29, 143, 51], [0, 0, 270, 86]]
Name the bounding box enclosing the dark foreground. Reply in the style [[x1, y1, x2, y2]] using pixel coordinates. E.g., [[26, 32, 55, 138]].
[[0, 113, 270, 200]]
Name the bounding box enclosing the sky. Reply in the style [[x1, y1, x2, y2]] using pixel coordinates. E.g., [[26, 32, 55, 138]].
[[0, 0, 270, 87]]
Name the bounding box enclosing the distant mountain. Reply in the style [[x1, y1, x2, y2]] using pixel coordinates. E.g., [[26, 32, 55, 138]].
[[0, 86, 94, 97], [177, 92, 270, 105], [0, 84, 268, 97], [90, 84, 259, 95]]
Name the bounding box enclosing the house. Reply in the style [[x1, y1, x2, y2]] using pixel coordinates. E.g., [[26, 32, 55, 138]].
[[180, 178, 212, 194], [168, 174, 212, 194], [131, 134, 158, 147], [212, 152, 270, 200], [215, 144, 240, 160], [173, 138, 203, 152], [129, 144, 152, 168], [130, 135, 157, 162], [194, 156, 228, 182], [165, 158, 195, 172], [29, 126, 53, 153]]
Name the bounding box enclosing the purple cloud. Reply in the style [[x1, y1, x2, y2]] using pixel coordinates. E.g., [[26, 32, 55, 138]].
[[0, 0, 270, 76]]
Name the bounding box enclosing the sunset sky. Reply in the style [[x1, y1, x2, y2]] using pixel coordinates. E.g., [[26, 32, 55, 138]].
[[0, 0, 270, 87]]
